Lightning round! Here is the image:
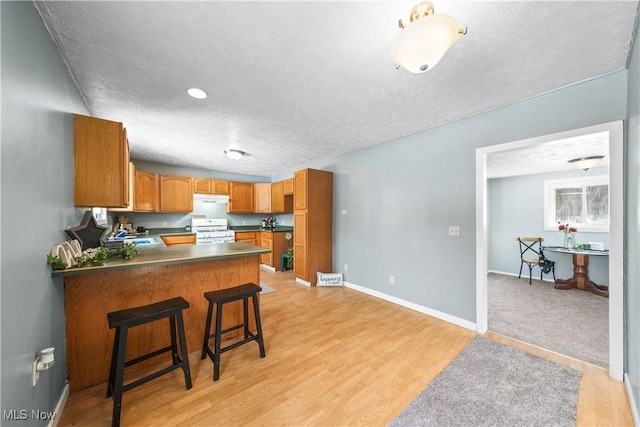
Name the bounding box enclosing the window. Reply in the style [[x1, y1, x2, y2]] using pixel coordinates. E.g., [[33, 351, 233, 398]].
[[544, 175, 609, 232]]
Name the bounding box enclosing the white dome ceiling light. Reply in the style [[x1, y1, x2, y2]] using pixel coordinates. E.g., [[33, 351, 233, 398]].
[[225, 149, 245, 160], [391, 2, 467, 73]]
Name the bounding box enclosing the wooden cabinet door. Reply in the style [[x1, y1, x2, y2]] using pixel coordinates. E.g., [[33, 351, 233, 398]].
[[211, 180, 229, 195], [283, 178, 294, 195], [235, 232, 257, 246], [193, 178, 211, 194], [74, 114, 130, 208], [293, 212, 307, 280], [160, 175, 193, 212], [260, 232, 273, 266], [294, 169, 307, 210], [271, 181, 284, 213], [134, 170, 159, 212], [254, 183, 272, 213], [228, 182, 254, 213]]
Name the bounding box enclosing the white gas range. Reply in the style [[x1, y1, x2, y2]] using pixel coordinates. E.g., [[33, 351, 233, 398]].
[[191, 218, 235, 245]]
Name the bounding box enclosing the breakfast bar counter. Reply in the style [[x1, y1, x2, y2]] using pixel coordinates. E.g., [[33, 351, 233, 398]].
[[53, 242, 270, 391]]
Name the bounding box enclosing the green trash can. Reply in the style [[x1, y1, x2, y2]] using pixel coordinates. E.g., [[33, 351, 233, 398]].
[[280, 253, 289, 271]]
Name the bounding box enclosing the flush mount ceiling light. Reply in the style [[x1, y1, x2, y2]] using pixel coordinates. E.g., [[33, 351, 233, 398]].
[[187, 87, 208, 99], [225, 149, 245, 160], [567, 155, 605, 171], [390, 2, 467, 73]]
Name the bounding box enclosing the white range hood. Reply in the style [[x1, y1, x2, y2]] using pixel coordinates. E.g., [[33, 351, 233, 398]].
[[193, 194, 229, 203]]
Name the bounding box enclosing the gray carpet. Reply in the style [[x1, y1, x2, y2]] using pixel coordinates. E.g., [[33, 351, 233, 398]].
[[488, 272, 608, 368], [389, 336, 581, 427]]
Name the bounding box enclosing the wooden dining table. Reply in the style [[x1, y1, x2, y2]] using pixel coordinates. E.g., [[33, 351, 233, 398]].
[[543, 246, 609, 297]]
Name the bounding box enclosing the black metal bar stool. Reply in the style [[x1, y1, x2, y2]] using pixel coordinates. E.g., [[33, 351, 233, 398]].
[[201, 283, 266, 381], [106, 297, 192, 427]]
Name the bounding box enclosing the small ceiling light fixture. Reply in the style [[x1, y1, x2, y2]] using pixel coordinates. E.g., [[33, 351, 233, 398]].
[[225, 149, 245, 160], [187, 87, 208, 99], [567, 155, 605, 171], [390, 2, 467, 73]]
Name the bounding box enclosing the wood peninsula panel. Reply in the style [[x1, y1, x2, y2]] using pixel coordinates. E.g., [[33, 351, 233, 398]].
[[64, 255, 261, 391]]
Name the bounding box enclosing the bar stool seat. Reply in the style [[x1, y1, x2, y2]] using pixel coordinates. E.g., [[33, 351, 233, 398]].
[[201, 283, 266, 381], [107, 297, 192, 427]]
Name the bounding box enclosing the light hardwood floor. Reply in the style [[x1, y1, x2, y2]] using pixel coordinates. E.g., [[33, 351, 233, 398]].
[[58, 269, 633, 426]]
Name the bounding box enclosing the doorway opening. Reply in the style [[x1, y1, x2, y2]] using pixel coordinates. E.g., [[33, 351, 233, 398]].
[[475, 120, 624, 381]]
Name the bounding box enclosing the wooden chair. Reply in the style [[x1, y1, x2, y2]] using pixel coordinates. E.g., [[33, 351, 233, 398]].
[[517, 237, 557, 285]]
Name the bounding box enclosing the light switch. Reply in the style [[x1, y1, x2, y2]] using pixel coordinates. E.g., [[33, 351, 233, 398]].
[[448, 226, 460, 237]]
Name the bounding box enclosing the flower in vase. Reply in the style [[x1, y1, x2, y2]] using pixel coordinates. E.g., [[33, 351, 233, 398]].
[[558, 223, 577, 234]]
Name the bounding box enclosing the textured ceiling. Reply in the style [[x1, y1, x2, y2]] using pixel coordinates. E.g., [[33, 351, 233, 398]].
[[33, 1, 638, 177]]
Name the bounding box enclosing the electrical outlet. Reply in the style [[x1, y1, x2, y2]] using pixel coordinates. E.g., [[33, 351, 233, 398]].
[[341, 209, 348, 215], [242, 220, 246, 225], [162, 221, 168, 228], [389, 275, 395, 285], [344, 264, 348, 272], [448, 225, 460, 237]]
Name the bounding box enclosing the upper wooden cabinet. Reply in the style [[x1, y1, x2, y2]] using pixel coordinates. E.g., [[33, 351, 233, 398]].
[[283, 178, 294, 195], [193, 178, 229, 195], [271, 181, 293, 213], [134, 170, 159, 212], [228, 182, 254, 213], [159, 175, 193, 212], [293, 170, 308, 210], [74, 114, 130, 208], [254, 183, 272, 213]]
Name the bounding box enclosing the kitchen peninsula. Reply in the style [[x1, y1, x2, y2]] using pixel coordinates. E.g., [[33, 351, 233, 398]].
[[52, 241, 270, 391]]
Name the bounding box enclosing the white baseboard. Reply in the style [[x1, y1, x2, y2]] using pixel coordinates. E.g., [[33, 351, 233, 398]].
[[343, 281, 476, 331], [48, 382, 69, 427], [625, 373, 640, 426], [295, 277, 311, 287], [260, 264, 276, 272], [488, 269, 556, 283]]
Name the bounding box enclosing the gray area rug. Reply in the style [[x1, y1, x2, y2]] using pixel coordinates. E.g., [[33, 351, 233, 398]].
[[389, 336, 581, 427], [488, 272, 608, 367], [259, 283, 275, 294]]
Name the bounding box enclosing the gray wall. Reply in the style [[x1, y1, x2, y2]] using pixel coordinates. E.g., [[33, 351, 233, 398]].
[[625, 18, 640, 420], [1, 2, 90, 424], [488, 168, 610, 285], [321, 70, 627, 323]]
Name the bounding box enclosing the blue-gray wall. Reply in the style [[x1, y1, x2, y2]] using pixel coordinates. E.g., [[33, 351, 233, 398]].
[[625, 16, 640, 421], [488, 168, 610, 285], [319, 71, 627, 323], [1, 2, 89, 424]]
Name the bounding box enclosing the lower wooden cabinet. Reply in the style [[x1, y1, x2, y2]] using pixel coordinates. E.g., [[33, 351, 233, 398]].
[[260, 232, 273, 265], [160, 234, 196, 246], [235, 232, 257, 246]]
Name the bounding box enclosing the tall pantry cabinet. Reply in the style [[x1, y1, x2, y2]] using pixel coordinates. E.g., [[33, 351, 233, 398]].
[[293, 168, 333, 286]]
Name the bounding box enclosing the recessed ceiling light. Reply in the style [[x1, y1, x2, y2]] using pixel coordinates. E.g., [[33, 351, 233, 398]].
[[187, 87, 207, 99], [225, 149, 245, 160]]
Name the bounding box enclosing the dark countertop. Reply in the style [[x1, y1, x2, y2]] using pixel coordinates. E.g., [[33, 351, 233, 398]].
[[232, 226, 293, 233], [51, 241, 270, 277]]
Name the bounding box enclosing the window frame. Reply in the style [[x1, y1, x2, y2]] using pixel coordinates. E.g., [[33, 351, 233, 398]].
[[543, 175, 609, 233]]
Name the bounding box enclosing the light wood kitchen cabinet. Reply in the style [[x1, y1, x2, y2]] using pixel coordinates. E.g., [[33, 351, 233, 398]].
[[235, 232, 257, 246], [74, 114, 130, 208], [260, 232, 272, 266], [228, 182, 254, 213], [271, 181, 293, 213], [254, 183, 272, 213], [159, 175, 193, 212], [160, 234, 196, 247], [193, 178, 229, 195], [293, 168, 333, 285], [283, 178, 294, 195], [110, 162, 136, 212], [134, 170, 159, 212]]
